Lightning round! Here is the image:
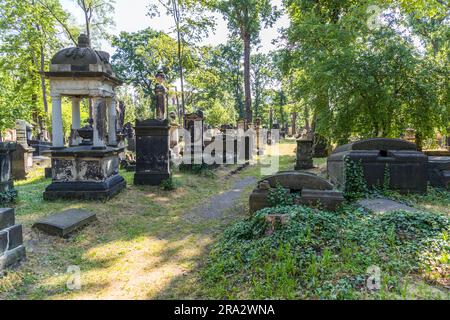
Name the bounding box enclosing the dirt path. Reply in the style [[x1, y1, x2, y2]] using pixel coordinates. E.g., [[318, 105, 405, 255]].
[[183, 176, 257, 222]]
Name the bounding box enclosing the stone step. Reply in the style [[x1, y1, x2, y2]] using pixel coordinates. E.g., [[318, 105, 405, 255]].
[[33, 209, 97, 238]]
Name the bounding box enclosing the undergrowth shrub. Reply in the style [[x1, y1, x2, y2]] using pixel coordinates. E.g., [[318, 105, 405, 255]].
[[201, 204, 449, 299], [0, 189, 18, 206]]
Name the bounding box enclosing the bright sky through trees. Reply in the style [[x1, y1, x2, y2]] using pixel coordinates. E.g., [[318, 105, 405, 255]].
[[61, 0, 290, 54]]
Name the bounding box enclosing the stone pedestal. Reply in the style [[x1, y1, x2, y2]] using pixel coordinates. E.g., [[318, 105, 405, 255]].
[[12, 143, 34, 180], [134, 119, 170, 185], [0, 143, 16, 194], [0, 208, 26, 271], [43, 146, 126, 200], [295, 139, 314, 170]]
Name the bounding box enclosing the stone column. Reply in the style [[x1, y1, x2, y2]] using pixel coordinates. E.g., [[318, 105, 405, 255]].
[[51, 95, 64, 148], [108, 98, 117, 146], [71, 97, 81, 146], [92, 97, 104, 148]]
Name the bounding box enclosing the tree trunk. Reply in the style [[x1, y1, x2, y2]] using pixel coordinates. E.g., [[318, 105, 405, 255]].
[[292, 112, 297, 136], [40, 46, 48, 114], [243, 33, 252, 123]]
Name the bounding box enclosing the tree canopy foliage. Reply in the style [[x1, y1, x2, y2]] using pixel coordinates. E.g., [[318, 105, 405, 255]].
[[0, 0, 448, 148]]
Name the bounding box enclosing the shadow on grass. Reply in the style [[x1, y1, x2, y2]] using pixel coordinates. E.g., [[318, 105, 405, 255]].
[[1, 146, 298, 299]]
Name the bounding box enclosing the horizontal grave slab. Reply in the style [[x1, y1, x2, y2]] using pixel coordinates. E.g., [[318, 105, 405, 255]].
[[33, 209, 97, 238], [357, 198, 418, 214]]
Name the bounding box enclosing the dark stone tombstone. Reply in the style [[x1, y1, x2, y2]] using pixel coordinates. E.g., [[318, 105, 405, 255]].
[[328, 138, 428, 194], [134, 119, 170, 185], [427, 157, 450, 189], [0, 208, 26, 271], [0, 142, 16, 196], [28, 139, 52, 156], [295, 139, 314, 170]]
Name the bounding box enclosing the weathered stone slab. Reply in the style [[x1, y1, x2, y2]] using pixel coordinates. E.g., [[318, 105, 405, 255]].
[[6, 225, 23, 250], [357, 198, 418, 214], [297, 189, 345, 211], [0, 245, 26, 271], [33, 209, 97, 237], [260, 171, 333, 191], [0, 208, 15, 230]]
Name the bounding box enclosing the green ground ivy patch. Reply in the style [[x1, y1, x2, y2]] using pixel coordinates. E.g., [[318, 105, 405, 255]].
[[200, 205, 449, 299]]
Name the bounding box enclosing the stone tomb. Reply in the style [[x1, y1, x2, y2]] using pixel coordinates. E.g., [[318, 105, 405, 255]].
[[0, 208, 26, 271], [427, 157, 450, 189], [249, 171, 344, 213], [43, 34, 126, 200], [134, 119, 170, 185], [328, 138, 428, 194], [0, 142, 16, 195], [33, 209, 97, 238]]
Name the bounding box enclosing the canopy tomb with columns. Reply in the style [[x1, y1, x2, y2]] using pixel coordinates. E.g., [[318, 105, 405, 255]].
[[43, 34, 126, 200]]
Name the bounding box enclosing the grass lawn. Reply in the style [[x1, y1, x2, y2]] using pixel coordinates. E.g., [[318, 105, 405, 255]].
[[0, 140, 448, 300]]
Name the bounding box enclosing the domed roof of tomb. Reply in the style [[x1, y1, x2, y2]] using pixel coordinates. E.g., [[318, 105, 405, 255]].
[[50, 34, 114, 76]]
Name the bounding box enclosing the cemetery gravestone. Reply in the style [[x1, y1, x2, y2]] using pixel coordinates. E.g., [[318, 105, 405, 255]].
[[0, 142, 16, 197], [134, 119, 171, 185], [0, 208, 26, 271]]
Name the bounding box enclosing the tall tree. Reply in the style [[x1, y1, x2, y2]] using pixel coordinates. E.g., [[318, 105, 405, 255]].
[[282, 0, 449, 147], [149, 0, 215, 121], [250, 52, 273, 120], [211, 0, 279, 123], [73, 0, 115, 46], [0, 0, 67, 135], [111, 28, 195, 113]]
